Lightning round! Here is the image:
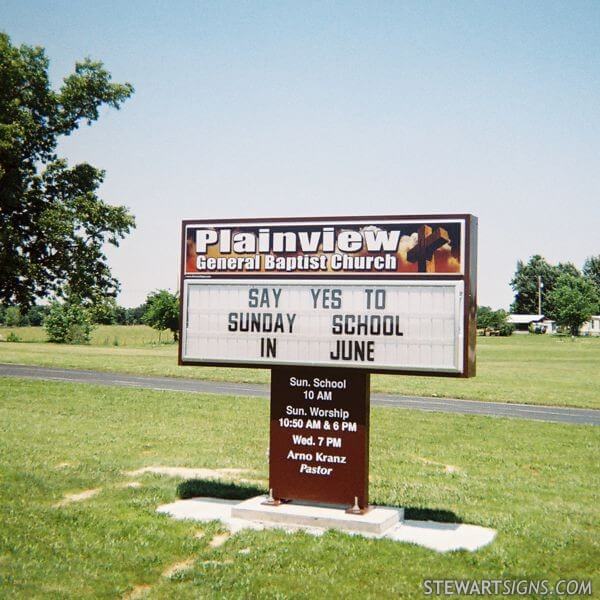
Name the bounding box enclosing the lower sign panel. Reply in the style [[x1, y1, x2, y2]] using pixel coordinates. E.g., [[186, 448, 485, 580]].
[[270, 366, 369, 508], [181, 279, 464, 373]]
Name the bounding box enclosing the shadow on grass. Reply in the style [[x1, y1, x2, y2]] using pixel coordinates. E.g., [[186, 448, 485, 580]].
[[403, 507, 463, 523], [176, 481, 463, 524], [177, 479, 267, 500]]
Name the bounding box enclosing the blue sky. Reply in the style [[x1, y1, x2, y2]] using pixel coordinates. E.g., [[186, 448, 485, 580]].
[[3, 1, 599, 307]]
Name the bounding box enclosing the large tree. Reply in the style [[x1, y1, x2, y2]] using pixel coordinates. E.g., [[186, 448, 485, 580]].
[[0, 33, 135, 308], [547, 274, 599, 336], [510, 255, 579, 318]]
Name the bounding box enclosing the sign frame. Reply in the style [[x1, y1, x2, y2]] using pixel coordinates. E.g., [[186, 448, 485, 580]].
[[178, 214, 477, 377]]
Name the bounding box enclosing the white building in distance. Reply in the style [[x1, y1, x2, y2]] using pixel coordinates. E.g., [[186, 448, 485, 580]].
[[507, 314, 556, 334], [580, 316, 600, 336], [508, 314, 600, 335]]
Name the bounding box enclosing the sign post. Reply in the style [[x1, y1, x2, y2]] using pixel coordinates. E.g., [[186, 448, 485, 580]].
[[179, 215, 477, 512]]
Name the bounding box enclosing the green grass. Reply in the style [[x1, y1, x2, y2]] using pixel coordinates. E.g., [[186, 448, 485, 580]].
[[1, 326, 599, 408], [0, 378, 598, 598], [0, 324, 167, 346]]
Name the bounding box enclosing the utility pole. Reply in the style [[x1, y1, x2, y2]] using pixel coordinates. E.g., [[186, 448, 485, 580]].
[[538, 275, 542, 315]]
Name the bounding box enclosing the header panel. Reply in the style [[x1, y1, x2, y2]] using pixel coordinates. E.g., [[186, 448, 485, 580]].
[[184, 216, 467, 279]]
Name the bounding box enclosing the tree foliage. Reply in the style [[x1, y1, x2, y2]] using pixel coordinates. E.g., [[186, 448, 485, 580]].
[[25, 305, 49, 326], [4, 306, 21, 327], [0, 33, 135, 308], [547, 274, 599, 336], [583, 255, 600, 307], [122, 303, 147, 325], [89, 296, 118, 324], [142, 290, 179, 341], [44, 300, 95, 344], [510, 255, 580, 318], [476, 306, 513, 336]]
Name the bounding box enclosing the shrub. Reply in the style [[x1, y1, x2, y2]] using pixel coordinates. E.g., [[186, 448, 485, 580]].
[[142, 290, 179, 341], [6, 332, 21, 342], [4, 306, 21, 327], [477, 306, 513, 336], [44, 302, 95, 344], [497, 323, 515, 336]]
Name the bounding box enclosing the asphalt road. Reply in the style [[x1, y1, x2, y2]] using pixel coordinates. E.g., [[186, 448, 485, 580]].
[[1, 363, 598, 426]]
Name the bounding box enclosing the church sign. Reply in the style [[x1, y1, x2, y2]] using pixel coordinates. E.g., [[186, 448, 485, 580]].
[[180, 215, 477, 376], [179, 215, 477, 510]]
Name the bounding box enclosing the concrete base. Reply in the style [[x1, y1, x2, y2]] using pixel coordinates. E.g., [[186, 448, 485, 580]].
[[231, 496, 401, 535], [157, 495, 497, 552]]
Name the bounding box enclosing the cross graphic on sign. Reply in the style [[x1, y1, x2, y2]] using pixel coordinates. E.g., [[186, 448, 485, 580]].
[[406, 225, 451, 272]]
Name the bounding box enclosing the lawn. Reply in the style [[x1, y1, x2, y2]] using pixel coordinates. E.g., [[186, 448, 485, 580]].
[[1, 326, 599, 408], [0, 324, 165, 346], [0, 378, 597, 598]]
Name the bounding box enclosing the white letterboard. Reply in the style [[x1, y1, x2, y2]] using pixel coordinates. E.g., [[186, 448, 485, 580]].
[[181, 280, 464, 373]]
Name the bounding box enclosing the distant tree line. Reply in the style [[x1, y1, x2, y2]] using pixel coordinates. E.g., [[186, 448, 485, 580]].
[[479, 254, 600, 336], [0, 289, 180, 344], [0, 300, 148, 328]]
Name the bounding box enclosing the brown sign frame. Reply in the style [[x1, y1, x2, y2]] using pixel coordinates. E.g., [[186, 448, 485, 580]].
[[178, 214, 477, 377]]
